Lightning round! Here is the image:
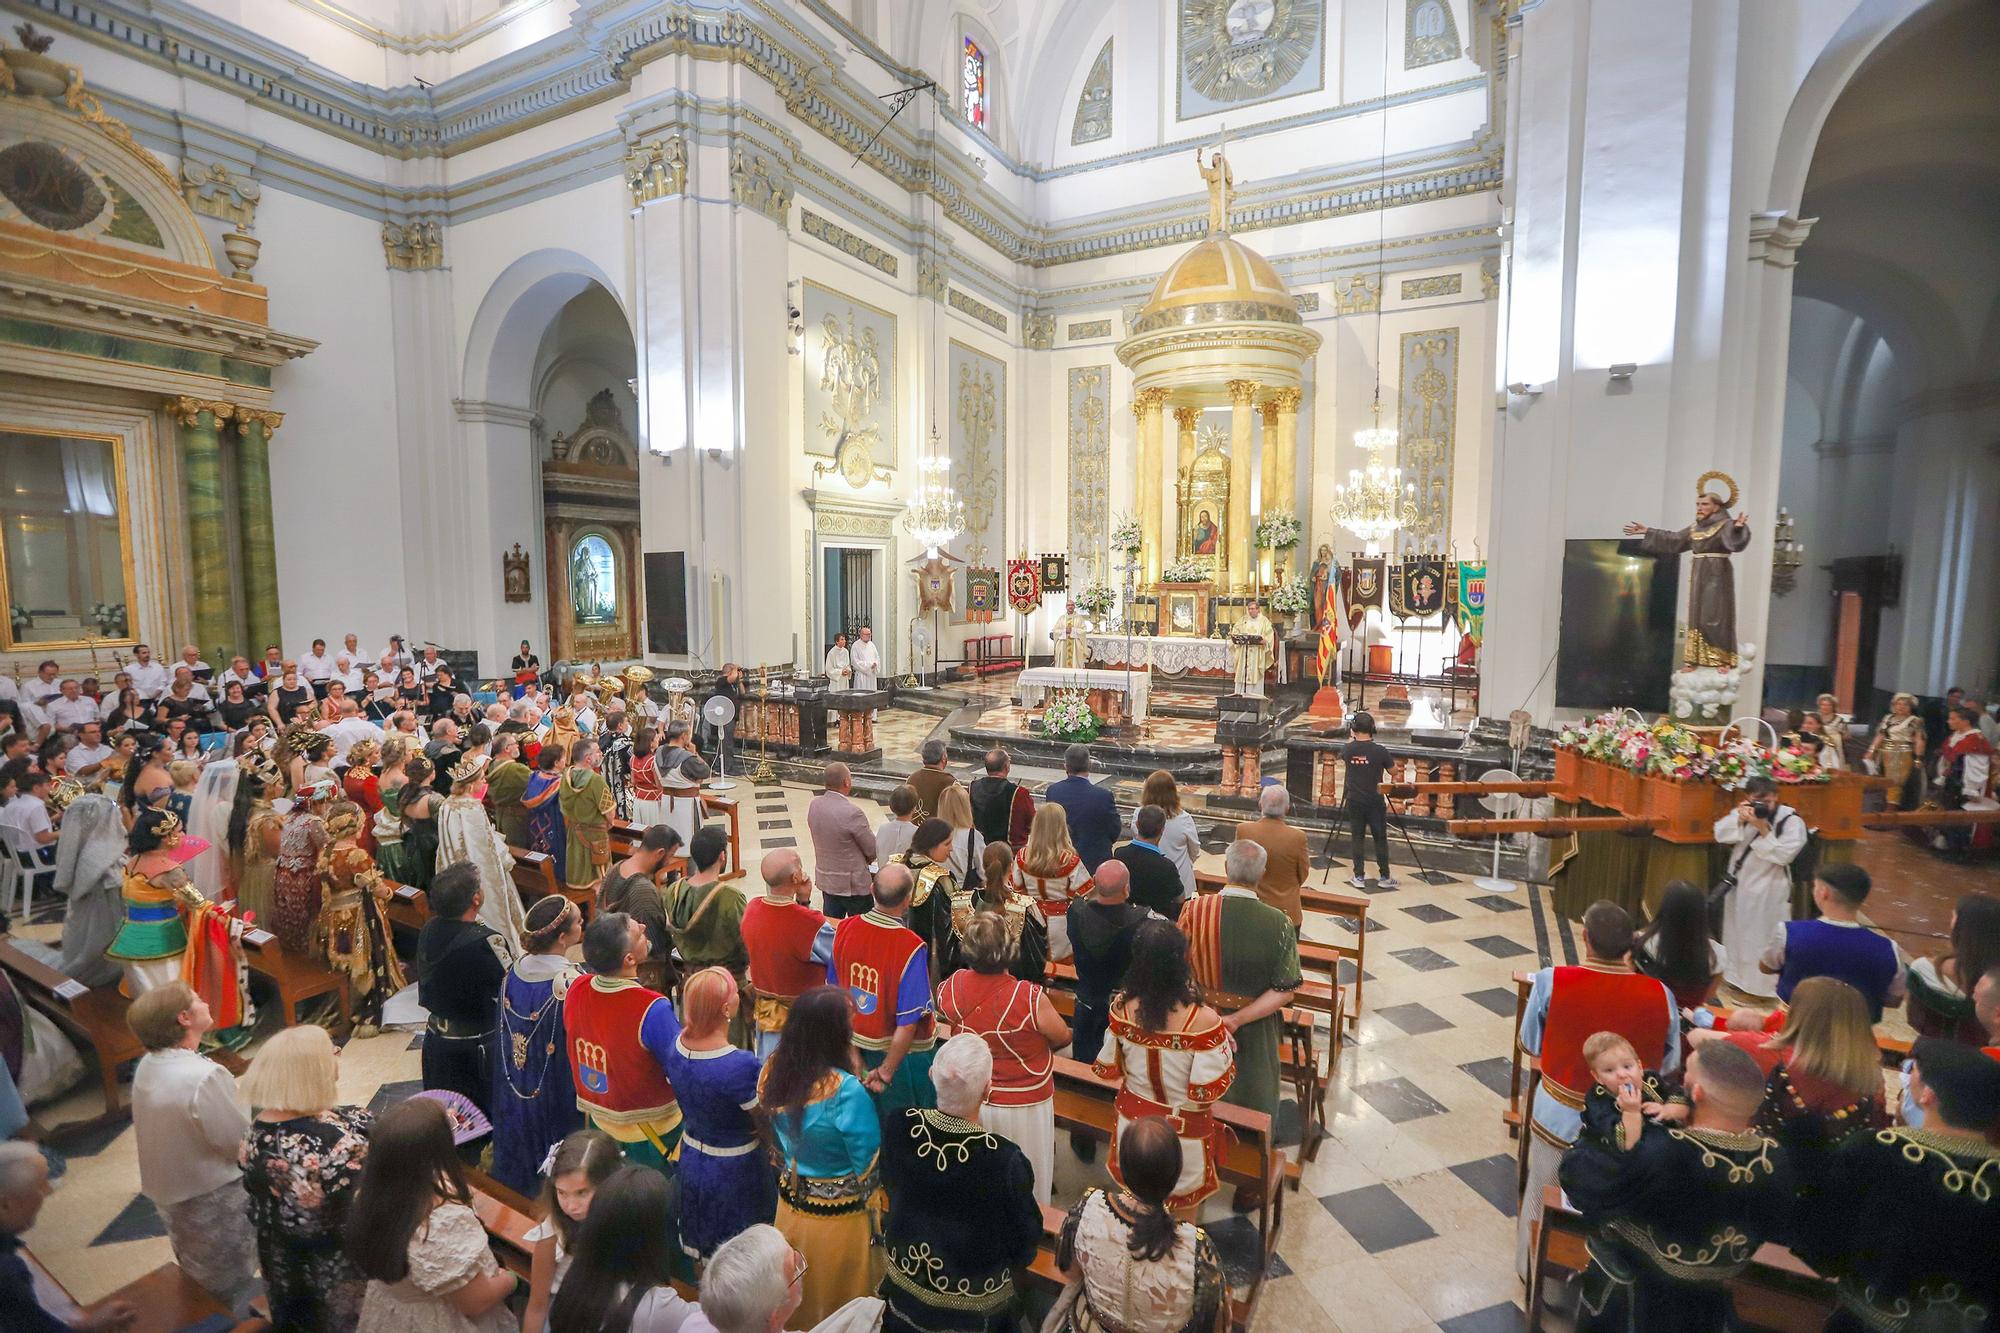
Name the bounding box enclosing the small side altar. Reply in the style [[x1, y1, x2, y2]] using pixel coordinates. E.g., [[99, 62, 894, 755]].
[[1087, 634, 1231, 676], [1017, 667, 1151, 727]]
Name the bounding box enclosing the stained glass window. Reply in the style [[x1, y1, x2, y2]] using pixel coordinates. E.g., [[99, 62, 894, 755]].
[[961, 35, 987, 129]]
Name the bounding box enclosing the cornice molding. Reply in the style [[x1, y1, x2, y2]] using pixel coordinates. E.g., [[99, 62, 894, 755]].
[[1748, 211, 1815, 269], [0, 273, 320, 367], [454, 399, 541, 428]]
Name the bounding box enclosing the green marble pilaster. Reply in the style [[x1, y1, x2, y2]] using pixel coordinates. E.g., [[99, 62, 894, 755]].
[[236, 411, 282, 657], [169, 396, 236, 658]]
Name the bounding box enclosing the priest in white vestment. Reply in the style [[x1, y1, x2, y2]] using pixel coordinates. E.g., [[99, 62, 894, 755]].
[[851, 627, 882, 690], [1051, 603, 1091, 670], [1230, 602, 1276, 697], [1711, 777, 1806, 999]]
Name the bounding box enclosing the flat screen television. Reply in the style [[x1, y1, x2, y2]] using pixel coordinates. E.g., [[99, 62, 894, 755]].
[[1555, 539, 1679, 714]]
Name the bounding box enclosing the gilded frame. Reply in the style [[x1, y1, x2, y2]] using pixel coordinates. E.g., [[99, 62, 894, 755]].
[[0, 422, 139, 652]]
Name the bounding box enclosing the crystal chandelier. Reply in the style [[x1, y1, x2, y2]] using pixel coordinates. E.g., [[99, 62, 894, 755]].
[[1332, 401, 1416, 544], [1769, 505, 1805, 595], [902, 438, 965, 557]]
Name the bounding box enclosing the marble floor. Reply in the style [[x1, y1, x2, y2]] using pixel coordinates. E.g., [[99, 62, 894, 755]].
[[16, 778, 1979, 1332]]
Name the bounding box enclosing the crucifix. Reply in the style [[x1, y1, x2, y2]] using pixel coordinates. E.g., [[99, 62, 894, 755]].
[[1196, 124, 1234, 235]]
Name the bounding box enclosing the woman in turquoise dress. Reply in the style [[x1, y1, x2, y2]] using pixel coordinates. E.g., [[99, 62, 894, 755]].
[[521, 748, 566, 874], [757, 986, 885, 1325]]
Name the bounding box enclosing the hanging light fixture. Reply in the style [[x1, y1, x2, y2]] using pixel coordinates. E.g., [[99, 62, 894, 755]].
[[1769, 506, 1805, 595], [904, 91, 964, 561], [1334, 16, 1410, 549]]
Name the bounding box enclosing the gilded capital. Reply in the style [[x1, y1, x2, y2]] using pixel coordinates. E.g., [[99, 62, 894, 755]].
[[1173, 405, 1202, 430], [166, 396, 236, 427], [238, 409, 285, 436], [1226, 379, 1260, 407], [1131, 387, 1169, 419], [1270, 387, 1303, 413]]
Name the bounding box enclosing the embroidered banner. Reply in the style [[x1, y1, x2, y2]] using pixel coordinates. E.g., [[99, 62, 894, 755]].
[[1006, 558, 1042, 614], [1404, 557, 1445, 618], [1350, 557, 1386, 624], [1443, 561, 1461, 629], [1459, 561, 1487, 643], [965, 568, 1000, 623]]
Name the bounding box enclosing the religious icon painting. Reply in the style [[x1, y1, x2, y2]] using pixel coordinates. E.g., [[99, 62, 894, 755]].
[[966, 568, 1000, 623], [1006, 558, 1042, 614], [1038, 554, 1069, 593], [1405, 557, 1445, 617]]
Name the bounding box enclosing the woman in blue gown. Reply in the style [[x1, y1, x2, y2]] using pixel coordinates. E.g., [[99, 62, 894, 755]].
[[489, 895, 585, 1195], [662, 966, 776, 1265]]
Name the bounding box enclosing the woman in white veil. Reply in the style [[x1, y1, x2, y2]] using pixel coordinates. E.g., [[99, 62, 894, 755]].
[[184, 757, 240, 904], [51, 788, 125, 987], [433, 752, 525, 959]]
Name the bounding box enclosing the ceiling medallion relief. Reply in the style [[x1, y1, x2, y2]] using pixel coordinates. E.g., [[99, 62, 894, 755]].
[[1180, 0, 1324, 114]]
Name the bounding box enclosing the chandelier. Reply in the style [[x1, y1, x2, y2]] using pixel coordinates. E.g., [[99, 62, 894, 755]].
[[1332, 401, 1416, 544], [1770, 505, 1805, 595], [903, 442, 965, 557]]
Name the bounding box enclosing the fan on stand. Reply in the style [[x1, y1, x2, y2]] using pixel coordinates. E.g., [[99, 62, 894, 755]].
[[1474, 768, 1525, 893], [703, 693, 738, 790]]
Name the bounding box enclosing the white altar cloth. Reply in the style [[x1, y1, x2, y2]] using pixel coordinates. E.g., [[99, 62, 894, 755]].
[[1017, 667, 1150, 724], [1086, 634, 1232, 675]]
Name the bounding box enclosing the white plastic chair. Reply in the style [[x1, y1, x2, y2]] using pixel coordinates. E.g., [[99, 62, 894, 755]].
[[0, 823, 56, 921]]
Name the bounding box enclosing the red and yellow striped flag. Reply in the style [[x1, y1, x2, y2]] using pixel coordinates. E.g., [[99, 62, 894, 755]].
[[1315, 572, 1339, 684]]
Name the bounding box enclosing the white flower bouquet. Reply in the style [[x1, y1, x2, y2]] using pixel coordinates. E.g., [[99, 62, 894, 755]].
[[1041, 689, 1101, 743]]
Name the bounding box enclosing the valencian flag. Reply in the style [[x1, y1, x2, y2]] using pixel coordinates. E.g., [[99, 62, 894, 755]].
[[1349, 557, 1386, 626], [1404, 557, 1445, 618], [1459, 561, 1487, 643], [1315, 571, 1340, 684], [965, 568, 1000, 623]]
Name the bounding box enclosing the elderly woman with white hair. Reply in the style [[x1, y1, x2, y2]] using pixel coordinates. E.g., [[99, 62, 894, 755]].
[[875, 1033, 1043, 1333], [682, 1224, 883, 1333]]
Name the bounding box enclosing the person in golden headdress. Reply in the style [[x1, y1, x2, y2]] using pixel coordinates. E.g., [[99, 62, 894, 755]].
[[271, 775, 336, 954], [1865, 691, 1927, 810], [230, 752, 286, 929], [341, 738, 383, 855], [105, 806, 253, 1047], [314, 799, 406, 1037]]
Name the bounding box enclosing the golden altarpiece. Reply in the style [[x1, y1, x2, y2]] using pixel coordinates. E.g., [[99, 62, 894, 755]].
[[543, 389, 643, 664], [0, 38, 314, 671], [1116, 150, 1319, 630]]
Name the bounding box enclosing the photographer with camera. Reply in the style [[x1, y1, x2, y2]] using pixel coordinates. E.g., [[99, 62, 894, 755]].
[[1711, 776, 1807, 1001]]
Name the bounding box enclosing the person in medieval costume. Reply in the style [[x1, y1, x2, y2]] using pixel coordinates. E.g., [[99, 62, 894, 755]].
[[271, 777, 335, 956], [53, 787, 127, 987], [314, 799, 407, 1036], [1051, 603, 1092, 671], [434, 752, 526, 957], [558, 737, 616, 890], [1625, 473, 1753, 669], [599, 710, 634, 821], [229, 752, 286, 930], [825, 633, 853, 690], [1230, 602, 1276, 697], [489, 895, 584, 1197], [183, 757, 240, 905], [851, 627, 882, 691], [105, 807, 254, 1048]]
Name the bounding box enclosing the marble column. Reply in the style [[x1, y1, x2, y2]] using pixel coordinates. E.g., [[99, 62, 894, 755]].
[[1134, 388, 1168, 585], [1258, 398, 1281, 587], [235, 410, 284, 658], [1271, 387, 1302, 576], [168, 396, 236, 658], [1227, 379, 1259, 593]]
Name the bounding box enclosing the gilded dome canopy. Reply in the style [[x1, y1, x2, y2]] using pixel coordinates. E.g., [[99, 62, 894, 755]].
[[1130, 232, 1301, 336]]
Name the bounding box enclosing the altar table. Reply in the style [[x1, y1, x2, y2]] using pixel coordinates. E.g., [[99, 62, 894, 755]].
[[1086, 634, 1232, 676], [1017, 667, 1151, 725]]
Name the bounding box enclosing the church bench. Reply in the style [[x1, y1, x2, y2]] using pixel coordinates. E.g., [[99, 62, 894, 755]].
[[607, 798, 744, 882], [1527, 1186, 1833, 1332], [237, 922, 352, 1032], [1022, 1201, 1257, 1333], [0, 938, 141, 1121], [464, 1169, 542, 1281], [385, 884, 429, 932], [20, 1249, 251, 1333], [1051, 1055, 1291, 1310]]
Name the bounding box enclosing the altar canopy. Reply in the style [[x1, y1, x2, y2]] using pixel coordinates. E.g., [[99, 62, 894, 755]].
[[1117, 150, 1320, 596]]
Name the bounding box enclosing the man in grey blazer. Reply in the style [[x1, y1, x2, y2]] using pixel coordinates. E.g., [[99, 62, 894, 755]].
[[807, 761, 877, 919]]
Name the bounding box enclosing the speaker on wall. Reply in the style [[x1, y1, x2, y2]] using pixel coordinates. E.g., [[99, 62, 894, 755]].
[[644, 551, 688, 656]]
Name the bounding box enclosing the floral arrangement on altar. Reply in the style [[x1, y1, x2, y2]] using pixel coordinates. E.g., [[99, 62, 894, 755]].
[[8, 604, 27, 634], [1041, 689, 1102, 743], [1554, 712, 1831, 788], [1111, 515, 1143, 555], [1162, 556, 1211, 584], [1073, 582, 1117, 617], [89, 602, 128, 637], [1253, 510, 1301, 551], [1267, 577, 1313, 615]]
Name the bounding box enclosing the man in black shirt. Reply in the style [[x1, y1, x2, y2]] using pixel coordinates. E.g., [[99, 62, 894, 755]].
[[1115, 804, 1186, 917], [414, 861, 508, 1116], [1342, 711, 1395, 889], [1067, 860, 1153, 1063]]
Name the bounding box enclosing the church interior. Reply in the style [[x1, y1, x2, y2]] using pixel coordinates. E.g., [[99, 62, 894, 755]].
[[1, 0, 1998, 1329]]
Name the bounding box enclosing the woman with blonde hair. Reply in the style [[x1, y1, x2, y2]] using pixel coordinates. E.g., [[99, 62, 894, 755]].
[[662, 966, 776, 1263], [1137, 770, 1201, 900], [937, 783, 986, 885], [1013, 803, 1093, 959], [1689, 975, 1882, 1214], [1865, 691, 1925, 809], [240, 1023, 373, 1330]]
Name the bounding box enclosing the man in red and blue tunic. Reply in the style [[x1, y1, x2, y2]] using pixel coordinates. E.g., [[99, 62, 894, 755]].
[[565, 910, 683, 1173], [823, 864, 935, 1114], [1515, 900, 1678, 1281]]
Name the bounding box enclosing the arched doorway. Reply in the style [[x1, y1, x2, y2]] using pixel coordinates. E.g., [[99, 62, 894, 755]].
[[1769, 0, 2000, 726]]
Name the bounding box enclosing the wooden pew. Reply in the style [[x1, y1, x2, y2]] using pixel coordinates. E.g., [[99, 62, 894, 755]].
[[607, 795, 745, 882], [1527, 1186, 1833, 1331], [238, 922, 352, 1031], [21, 1250, 254, 1333], [1051, 1054, 1291, 1315], [0, 939, 141, 1120], [1194, 869, 1368, 1026], [466, 1166, 701, 1303]]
